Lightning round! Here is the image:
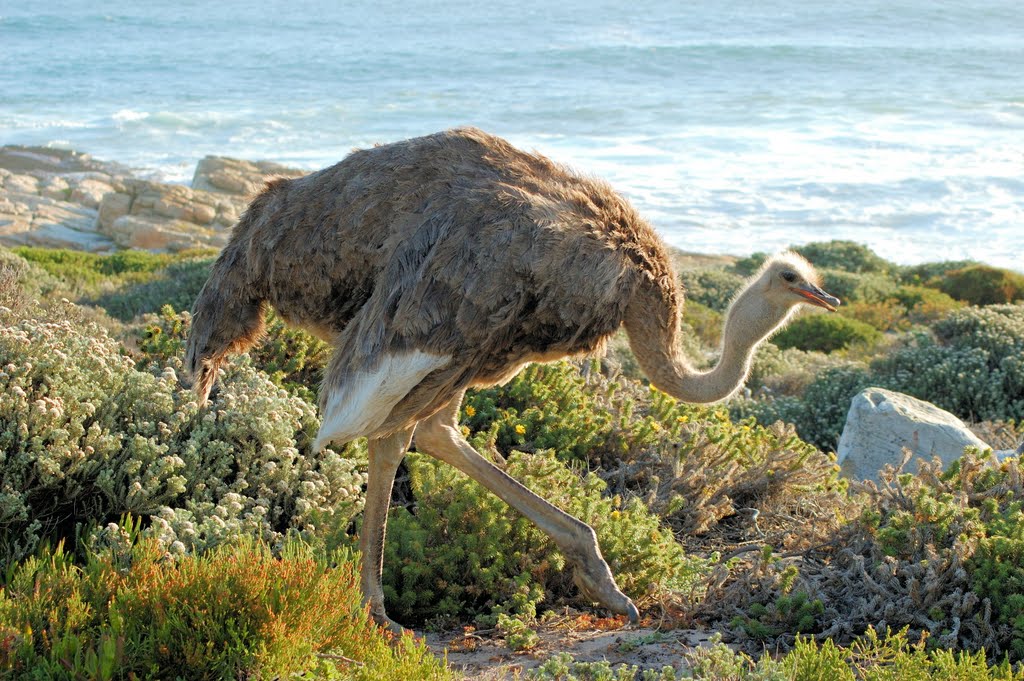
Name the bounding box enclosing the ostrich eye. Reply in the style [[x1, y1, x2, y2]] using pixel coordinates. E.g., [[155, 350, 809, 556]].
[[781, 271, 797, 283]]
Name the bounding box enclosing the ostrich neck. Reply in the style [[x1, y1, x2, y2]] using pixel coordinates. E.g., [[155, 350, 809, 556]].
[[624, 278, 784, 404]]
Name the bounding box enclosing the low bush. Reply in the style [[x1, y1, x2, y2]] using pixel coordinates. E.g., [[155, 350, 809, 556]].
[[92, 256, 214, 321], [771, 313, 882, 353], [678, 268, 745, 312], [900, 259, 978, 285], [741, 305, 1024, 447], [700, 450, 1024, 663], [9, 246, 216, 321], [0, 248, 65, 307], [0, 535, 451, 679], [0, 304, 364, 572], [11, 246, 180, 291], [681, 299, 722, 349], [683, 628, 1023, 681], [731, 364, 872, 451], [818, 268, 899, 304], [792, 240, 892, 274], [139, 305, 331, 403], [891, 285, 964, 324], [938, 265, 1024, 306], [463, 362, 678, 469], [743, 343, 848, 397], [873, 305, 1024, 422], [382, 449, 708, 626]]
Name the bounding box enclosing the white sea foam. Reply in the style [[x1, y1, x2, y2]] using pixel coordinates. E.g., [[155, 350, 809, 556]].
[[112, 109, 150, 124]]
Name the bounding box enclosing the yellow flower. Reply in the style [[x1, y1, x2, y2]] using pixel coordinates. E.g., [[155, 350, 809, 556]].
[[676, 415, 688, 424], [515, 424, 526, 435], [460, 425, 470, 437], [464, 405, 476, 417]]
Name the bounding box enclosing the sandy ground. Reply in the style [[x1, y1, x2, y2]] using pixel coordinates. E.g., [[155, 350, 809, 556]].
[[424, 613, 720, 679]]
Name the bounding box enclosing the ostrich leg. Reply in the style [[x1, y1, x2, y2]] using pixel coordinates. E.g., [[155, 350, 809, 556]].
[[413, 396, 639, 623], [361, 427, 414, 634]]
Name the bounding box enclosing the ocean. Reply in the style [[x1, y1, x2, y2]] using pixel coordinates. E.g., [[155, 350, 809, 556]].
[[1, 1, 1022, 269]]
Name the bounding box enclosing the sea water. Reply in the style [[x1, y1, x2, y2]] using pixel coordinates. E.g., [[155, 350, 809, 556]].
[[1, 0, 1021, 269]]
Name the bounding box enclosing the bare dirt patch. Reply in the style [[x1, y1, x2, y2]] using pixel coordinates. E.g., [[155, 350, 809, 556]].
[[424, 614, 721, 680]]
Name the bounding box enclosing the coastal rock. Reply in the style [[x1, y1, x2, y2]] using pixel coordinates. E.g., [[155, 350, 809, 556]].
[[0, 144, 298, 254], [70, 177, 116, 209], [0, 190, 112, 251], [192, 156, 305, 196], [836, 387, 989, 483], [0, 145, 122, 175], [1, 172, 40, 195], [38, 176, 71, 201], [106, 214, 228, 251], [95, 179, 241, 247]]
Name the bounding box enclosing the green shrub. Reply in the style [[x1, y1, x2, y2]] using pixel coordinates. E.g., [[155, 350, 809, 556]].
[[772, 313, 882, 353], [705, 451, 1024, 663], [840, 300, 907, 332], [0, 536, 451, 679], [938, 265, 1024, 306], [11, 246, 178, 291], [732, 364, 872, 450], [733, 252, 768, 277], [382, 450, 707, 626], [463, 362, 684, 469], [0, 305, 364, 572], [92, 256, 214, 320], [793, 240, 891, 274], [139, 305, 331, 403], [891, 285, 964, 325], [873, 306, 1024, 422], [528, 628, 1024, 680], [679, 268, 745, 312], [742, 305, 1024, 446], [9, 246, 216, 321], [900, 259, 978, 285], [527, 653, 658, 680], [743, 343, 848, 397], [818, 268, 899, 304], [0, 248, 65, 306], [681, 299, 722, 349]]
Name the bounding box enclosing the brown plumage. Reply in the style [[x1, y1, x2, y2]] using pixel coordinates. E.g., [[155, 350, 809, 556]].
[[186, 127, 840, 632]]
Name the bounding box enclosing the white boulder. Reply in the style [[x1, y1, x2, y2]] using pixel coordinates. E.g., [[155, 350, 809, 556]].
[[837, 387, 989, 482]]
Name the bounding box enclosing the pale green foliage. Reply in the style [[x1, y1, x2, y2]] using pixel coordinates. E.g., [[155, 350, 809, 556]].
[[731, 364, 872, 451], [528, 653, 674, 680], [874, 305, 1024, 421], [497, 613, 541, 652], [678, 268, 745, 312], [794, 241, 892, 275], [744, 342, 846, 396], [818, 268, 899, 304], [683, 628, 1024, 680], [0, 305, 364, 570]]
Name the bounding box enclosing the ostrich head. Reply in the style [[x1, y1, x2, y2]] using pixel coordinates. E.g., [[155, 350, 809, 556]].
[[748, 251, 841, 318]]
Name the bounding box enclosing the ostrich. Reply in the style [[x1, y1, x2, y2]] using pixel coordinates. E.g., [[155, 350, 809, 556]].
[[185, 127, 840, 632]]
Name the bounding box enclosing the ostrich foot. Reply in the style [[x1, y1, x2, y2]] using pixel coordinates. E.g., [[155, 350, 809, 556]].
[[368, 602, 413, 637], [566, 550, 639, 624]]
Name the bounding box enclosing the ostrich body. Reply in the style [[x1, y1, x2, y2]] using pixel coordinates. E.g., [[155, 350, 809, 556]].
[[186, 127, 840, 631]]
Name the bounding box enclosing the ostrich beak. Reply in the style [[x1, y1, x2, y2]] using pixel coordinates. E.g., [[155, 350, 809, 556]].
[[791, 283, 841, 312]]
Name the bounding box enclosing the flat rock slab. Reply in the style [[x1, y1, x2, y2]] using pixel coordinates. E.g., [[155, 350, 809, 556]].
[[837, 387, 989, 482], [0, 145, 308, 254]]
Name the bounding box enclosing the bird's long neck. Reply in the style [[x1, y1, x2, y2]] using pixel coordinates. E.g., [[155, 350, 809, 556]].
[[624, 276, 786, 404]]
